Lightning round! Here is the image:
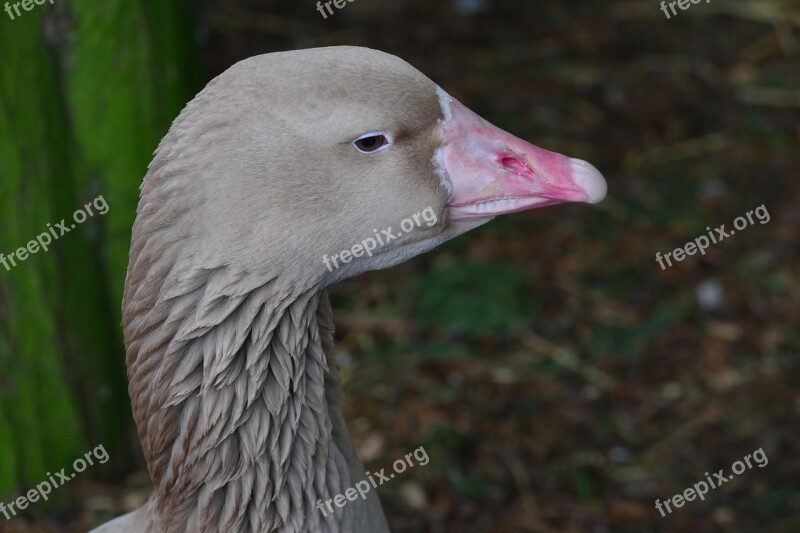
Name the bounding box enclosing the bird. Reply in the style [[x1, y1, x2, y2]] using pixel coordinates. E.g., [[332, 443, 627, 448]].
[[91, 46, 606, 533]]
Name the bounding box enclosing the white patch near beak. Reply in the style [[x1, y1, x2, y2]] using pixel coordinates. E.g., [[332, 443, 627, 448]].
[[433, 86, 454, 198]]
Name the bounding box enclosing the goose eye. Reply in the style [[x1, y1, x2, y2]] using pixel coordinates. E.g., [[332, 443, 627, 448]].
[[353, 133, 390, 154]]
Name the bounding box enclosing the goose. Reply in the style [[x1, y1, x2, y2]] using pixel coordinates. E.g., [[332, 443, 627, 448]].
[[92, 46, 606, 533]]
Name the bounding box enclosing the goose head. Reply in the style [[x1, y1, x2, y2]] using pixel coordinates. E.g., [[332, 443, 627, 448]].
[[137, 46, 605, 297], [119, 45, 606, 533]]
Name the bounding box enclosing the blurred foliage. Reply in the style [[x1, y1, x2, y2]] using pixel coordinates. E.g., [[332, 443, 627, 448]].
[[414, 258, 535, 336]]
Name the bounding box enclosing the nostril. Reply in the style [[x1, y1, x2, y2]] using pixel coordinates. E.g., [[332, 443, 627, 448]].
[[499, 154, 530, 175]]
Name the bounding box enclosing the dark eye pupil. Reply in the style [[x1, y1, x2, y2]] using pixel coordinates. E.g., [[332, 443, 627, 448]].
[[360, 137, 378, 147], [355, 135, 386, 152]]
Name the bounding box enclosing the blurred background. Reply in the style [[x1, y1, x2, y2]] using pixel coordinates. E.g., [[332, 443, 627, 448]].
[[0, 0, 798, 531]]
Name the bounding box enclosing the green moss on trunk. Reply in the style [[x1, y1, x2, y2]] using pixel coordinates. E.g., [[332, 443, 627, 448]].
[[0, 1, 200, 499]]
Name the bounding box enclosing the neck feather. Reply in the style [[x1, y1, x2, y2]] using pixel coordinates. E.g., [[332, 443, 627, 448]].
[[125, 265, 361, 531]]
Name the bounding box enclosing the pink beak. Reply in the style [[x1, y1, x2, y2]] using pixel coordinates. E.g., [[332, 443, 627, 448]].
[[439, 96, 607, 221]]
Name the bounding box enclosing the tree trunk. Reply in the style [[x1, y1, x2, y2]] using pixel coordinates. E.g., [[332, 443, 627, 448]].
[[0, 0, 200, 499]]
